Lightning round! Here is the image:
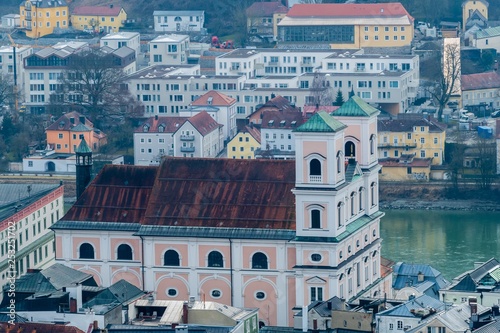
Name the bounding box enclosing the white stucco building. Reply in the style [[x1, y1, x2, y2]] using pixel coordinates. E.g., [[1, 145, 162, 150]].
[[100, 31, 141, 58], [153, 10, 205, 33], [149, 34, 190, 65]]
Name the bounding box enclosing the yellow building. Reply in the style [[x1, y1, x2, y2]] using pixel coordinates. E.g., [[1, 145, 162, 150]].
[[462, 0, 488, 30], [20, 0, 69, 39], [277, 3, 414, 48], [71, 5, 127, 33], [227, 125, 261, 159], [377, 115, 447, 181]]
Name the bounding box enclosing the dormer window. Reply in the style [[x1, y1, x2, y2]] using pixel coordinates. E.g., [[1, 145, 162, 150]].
[[291, 120, 297, 127], [280, 120, 286, 127], [158, 124, 165, 132], [143, 124, 150, 132], [268, 120, 274, 127], [207, 96, 213, 105]]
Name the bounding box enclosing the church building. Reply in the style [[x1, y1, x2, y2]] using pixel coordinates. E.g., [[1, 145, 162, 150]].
[[52, 96, 385, 327]]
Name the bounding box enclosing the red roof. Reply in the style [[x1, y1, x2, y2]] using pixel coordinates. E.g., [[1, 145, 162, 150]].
[[73, 5, 123, 16], [261, 110, 305, 129], [246, 1, 289, 17], [0, 322, 85, 333], [135, 116, 188, 133], [461, 71, 500, 91], [192, 90, 236, 106], [243, 125, 261, 144], [46, 111, 94, 131], [186, 111, 222, 136], [287, 2, 412, 18], [143, 158, 296, 228]]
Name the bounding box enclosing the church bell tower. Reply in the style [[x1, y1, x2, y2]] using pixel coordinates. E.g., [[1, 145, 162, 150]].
[[75, 137, 93, 198]]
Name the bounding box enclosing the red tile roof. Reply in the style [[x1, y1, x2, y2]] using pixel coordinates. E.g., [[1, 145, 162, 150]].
[[461, 71, 500, 91], [261, 95, 300, 112], [378, 116, 447, 133], [73, 5, 123, 16], [261, 110, 305, 129], [243, 125, 261, 143], [63, 165, 158, 223], [143, 158, 296, 228], [287, 2, 412, 19], [0, 322, 85, 333], [246, 1, 289, 17], [192, 90, 236, 106], [134, 116, 188, 133], [186, 111, 222, 136], [46, 111, 94, 131]]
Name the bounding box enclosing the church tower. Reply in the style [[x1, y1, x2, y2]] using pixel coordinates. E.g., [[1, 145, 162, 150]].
[[75, 137, 93, 198], [292, 96, 383, 306]]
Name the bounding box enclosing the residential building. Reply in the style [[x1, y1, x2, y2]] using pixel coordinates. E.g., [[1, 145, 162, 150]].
[[134, 115, 188, 165], [23, 44, 135, 113], [227, 125, 261, 159], [440, 258, 500, 306], [462, 0, 488, 30], [277, 3, 414, 48], [246, 1, 288, 43], [149, 34, 190, 65], [51, 96, 385, 327], [19, 0, 69, 38], [376, 295, 445, 333], [407, 300, 496, 333], [472, 26, 500, 52], [181, 90, 237, 140], [0, 322, 84, 333], [0, 183, 64, 301], [1, 263, 145, 332], [462, 71, 500, 109], [391, 262, 449, 300], [71, 5, 127, 34], [0, 45, 33, 104], [128, 299, 258, 330], [1, 14, 20, 28], [153, 10, 205, 33], [100, 31, 141, 58], [173, 111, 224, 158], [293, 296, 345, 331], [256, 109, 304, 159], [45, 111, 107, 154], [377, 115, 447, 181], [247, 94, 302, 126]]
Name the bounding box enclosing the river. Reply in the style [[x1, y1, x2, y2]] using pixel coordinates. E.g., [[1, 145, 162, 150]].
[[380, 209, 500, 281]]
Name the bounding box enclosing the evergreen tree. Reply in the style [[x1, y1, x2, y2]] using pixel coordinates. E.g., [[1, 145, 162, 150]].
[[333, 89, 344, 106]]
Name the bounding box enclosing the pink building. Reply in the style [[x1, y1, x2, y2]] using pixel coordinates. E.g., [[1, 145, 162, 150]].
[[53, 96, 386, 327]]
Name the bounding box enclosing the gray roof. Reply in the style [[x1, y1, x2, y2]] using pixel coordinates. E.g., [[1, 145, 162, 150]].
[[41, 263, 94, 289], [377, 294, 445, 318], [295, 296, 344, 317], [153, 10, 204, 16]]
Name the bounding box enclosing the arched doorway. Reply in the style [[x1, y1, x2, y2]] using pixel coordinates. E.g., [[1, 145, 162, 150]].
[[46, 161, 55, 172], [345, 141, 356, 158]]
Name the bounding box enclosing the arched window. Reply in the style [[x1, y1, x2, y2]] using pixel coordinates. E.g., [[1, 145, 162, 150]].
[[359, 187, 365, 211], [164, 250, 180, 266], [143, 124, 149, 132], [252, 252, 268, 269], [370, 134, 376, 155], [309, 158, 321, 182], [370, 182, 377, 206], [174, 16, 182, 21], [337, 202, 343, 227], [345, 141, 356, 158], [208, 251, 223, 267], [336, 151, 343, 174], [158, 124, 165, 133], [117, 244, 133, 260], [311, 209, 321, 229], [79, 243, 94, 259], [350, 192, 356, 216]]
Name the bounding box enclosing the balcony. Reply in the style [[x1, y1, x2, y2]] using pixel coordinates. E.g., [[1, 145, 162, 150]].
[[180, 147, 195, 152], [268, 61, 279, 66], [378, 142, 417, 148], [309, 175, 323, 183], [180, 135, 195, 141], [25, 15, 32, 21]]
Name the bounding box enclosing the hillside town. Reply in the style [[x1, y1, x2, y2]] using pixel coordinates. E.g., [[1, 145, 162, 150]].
[[0, 0, 500, 333]]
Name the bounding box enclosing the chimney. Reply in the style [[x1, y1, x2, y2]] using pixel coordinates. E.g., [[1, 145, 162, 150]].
[[70, 117, 75, 124], [493, 304, 500, 317], [409, 294, 416, 301], [182, 302, 189, 324], [79, 116, 85, 125], [417, 271, 424, 282], [327, 301, 332, 310], [110, 4, 114, 8], [469, 296, 478, 315], [155, 114, 158, 120], [315, 103, 319, 110]]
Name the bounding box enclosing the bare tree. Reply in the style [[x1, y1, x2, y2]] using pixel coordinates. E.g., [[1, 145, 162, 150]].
[[473, 138, 496, 190], [0, 73, 17, 113], [429, 40, 461, 122], [57, 48, 142, 129], [309, 73, 333, 106], [446, 130, 466, 192]]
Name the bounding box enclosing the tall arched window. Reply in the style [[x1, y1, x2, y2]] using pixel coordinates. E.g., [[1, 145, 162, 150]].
[[79, 243, 95, 259], [359, 187, 365, 211], [337, 202, 344, 228], [370, 134, 376, 155], [311, 209, 321, 229], [252, 252, 268, 269], [309, 158, 321, 182], [336, 151, 343, 175], [164, 250, 180, 266], [345, 141, 356, 158], [117, 244, 133, 260], [370, 182, 377, 206], [350, 192, 356, 216], [208, 251, 223, 267]]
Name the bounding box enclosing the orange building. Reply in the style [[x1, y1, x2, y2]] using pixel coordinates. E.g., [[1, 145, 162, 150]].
[[45, 111, 106, 153]]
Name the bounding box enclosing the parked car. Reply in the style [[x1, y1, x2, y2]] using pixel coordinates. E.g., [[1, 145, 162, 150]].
[[491, 110, 500, 118]]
